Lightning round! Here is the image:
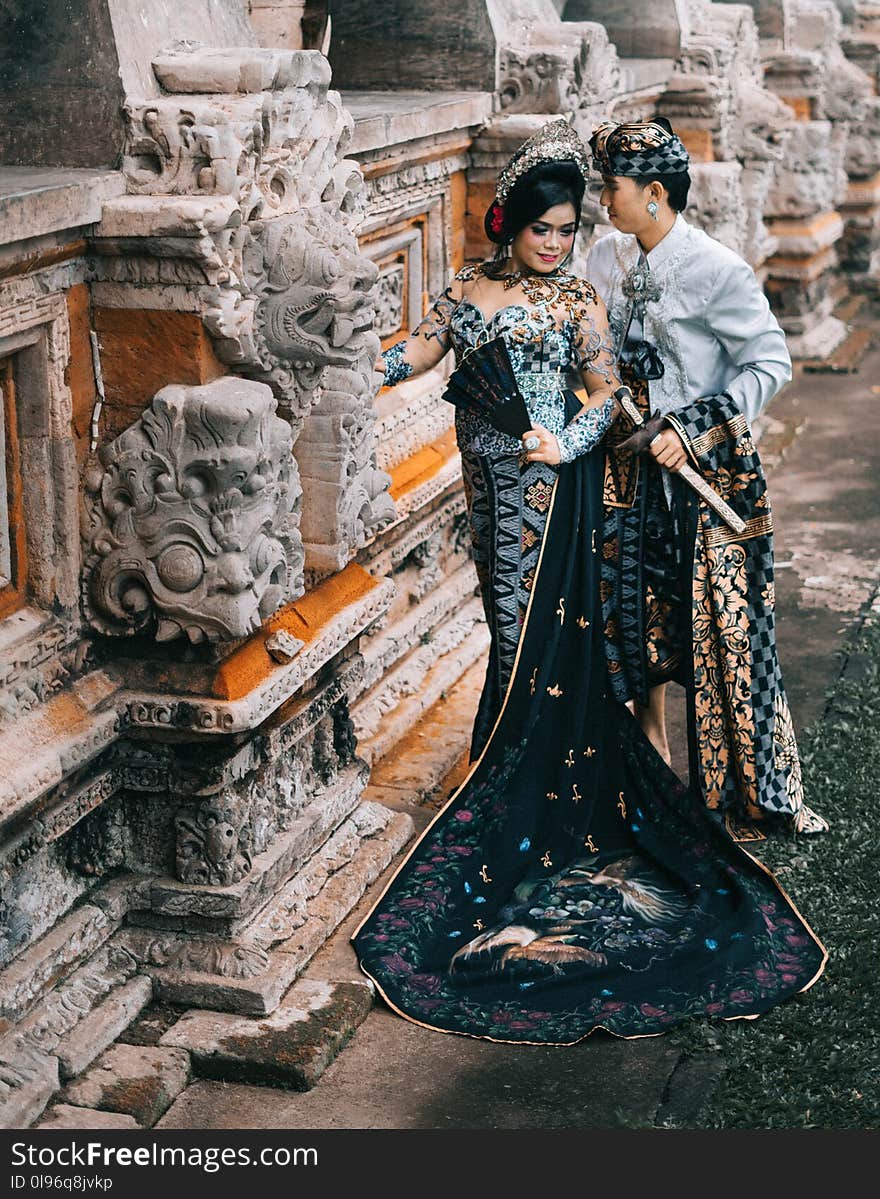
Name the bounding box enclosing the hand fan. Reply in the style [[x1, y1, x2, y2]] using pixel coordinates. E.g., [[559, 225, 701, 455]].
[[442, 336, 532, 438]]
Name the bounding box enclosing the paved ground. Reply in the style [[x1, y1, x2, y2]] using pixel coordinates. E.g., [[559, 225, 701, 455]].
[[157, 302, 880, 1131]]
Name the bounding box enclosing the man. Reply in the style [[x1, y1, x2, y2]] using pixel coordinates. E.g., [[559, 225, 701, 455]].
[[585, 118, 827, 836]]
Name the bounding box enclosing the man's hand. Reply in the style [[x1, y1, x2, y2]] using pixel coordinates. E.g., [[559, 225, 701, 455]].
[[522, 424, 561, 466], [649, 426, 688, 472]]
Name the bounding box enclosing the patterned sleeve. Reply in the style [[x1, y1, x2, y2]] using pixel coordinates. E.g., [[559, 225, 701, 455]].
[[556, 395, 616, 463], [568, 281, 620, 389], [381, 266, 475, 385]]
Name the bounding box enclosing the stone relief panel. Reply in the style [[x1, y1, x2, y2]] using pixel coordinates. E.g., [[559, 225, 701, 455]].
[[765, 121, 840, 217], [375, 266, 405, 339], [115, 46, 395, 584], [175, 794, 253, 886], [81, 376, 301, 644]]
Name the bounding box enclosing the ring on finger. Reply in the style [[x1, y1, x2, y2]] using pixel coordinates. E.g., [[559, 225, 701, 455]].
[[523, 435, 540, 451]]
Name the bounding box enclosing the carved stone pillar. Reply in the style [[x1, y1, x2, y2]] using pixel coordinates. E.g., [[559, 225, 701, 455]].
[[657, 2, 794, 269]]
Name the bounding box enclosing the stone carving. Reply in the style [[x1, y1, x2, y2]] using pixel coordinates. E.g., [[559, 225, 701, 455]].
[[731, 78, 793, 164], [266, 630, 304, 663], [175, 795, 252, 886], [312, 716, 338, 786], [765, 121, 839, 217], [499, 45, 582, 114], [333, 699, 358, 768], [66, 801, 125, 879], [81, 376, 301, 644], [687, 163, 748, 258], [130, 934, 270, 979], [375, 266, 405, 338], [408, 532, 445, 603], [15, 944, 138, 1056], [231, 210, 379, 408], [295, 370, 396, 578]]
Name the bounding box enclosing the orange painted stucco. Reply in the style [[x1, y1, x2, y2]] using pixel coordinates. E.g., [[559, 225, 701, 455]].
[[212, 562, 382, 702]]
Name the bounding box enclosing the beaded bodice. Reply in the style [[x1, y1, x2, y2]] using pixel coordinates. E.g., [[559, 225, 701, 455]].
[[448, 298, 585, 455], [382, 263, 618, 463]]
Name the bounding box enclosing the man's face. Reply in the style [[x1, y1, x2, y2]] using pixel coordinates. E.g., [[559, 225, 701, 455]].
[[599, 174, 650, 234]]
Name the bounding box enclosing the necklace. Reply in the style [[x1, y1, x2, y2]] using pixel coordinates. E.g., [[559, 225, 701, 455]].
[[498, 264, 563, 291]]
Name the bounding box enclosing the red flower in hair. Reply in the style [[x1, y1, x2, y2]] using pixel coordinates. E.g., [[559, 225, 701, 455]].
[[490, 203, 505, 234]]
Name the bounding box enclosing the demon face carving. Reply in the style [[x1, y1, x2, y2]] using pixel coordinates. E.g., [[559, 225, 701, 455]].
[[82, 377, 303, 644]]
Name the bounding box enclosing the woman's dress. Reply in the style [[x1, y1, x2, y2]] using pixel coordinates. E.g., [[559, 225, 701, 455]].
[[351, 267, 826, 1044]]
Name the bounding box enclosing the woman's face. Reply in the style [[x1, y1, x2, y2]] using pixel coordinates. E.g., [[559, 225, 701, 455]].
[[510, 202, 577, 273], [599, 175, 652, 234]]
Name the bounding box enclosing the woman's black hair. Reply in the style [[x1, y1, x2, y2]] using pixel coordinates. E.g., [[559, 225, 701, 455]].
[[635, 172, 691, 213], [483, 160, 585, 278]]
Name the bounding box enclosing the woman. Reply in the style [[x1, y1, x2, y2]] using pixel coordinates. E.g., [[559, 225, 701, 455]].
[[586, 119, 827, 837], [380, 120, 620, 759], [351, 120, 826, 1044]]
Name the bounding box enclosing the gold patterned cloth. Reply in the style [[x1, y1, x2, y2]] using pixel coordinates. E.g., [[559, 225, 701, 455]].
[[602, 389, 807, 827]]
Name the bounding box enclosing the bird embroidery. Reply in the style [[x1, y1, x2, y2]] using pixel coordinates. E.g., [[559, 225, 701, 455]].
[[547, 683, 563, 697], [556, 597, 566, 625], [530, 668, 537, 696], [583, 833, 597, 852], [577, 616, 590, 628], [450, 877, 609, 976], [541, 851, 552, 868], [618, 792, 627, 818], [572, 784, 582, 805], [479, 864, 492, 884], [452, 924, 607, 974], [546, 791, 558, 801], [565, 749, 575, 767], [583, 746, 596, 758], [558, 856, 690, 924], [473, 918, 484, 931]]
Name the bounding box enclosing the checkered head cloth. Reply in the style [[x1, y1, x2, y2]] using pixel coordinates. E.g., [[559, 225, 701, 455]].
[[589, 121, 690, 177]]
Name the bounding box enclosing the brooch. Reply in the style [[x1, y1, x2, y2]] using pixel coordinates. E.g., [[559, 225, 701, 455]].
[[622, 263, 662, 304]]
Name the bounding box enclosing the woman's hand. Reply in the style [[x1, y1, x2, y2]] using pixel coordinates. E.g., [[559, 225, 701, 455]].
[[649, 427, 688, 472], [522, 424, 561, 466]]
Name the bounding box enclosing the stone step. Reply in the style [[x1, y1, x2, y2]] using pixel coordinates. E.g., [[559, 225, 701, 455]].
[[139, 762, 369, 930], [803, 326, 873, 373], [0, 902, 120, 1027], [60, 1043, 191, 1128], [0, 1042, 58, 1130], [55, 975, 154, 1081], [35, 1102, 140, 1129], [117, 806, 414, 1015], [158, 977, 373, 1092], [367, 651, 485, 803], [356, 622, 489, 768]]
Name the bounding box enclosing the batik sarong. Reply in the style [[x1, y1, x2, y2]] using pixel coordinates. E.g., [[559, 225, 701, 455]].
[[602, 381, 808, 828]]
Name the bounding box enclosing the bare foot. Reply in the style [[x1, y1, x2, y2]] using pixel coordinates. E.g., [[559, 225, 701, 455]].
[[638, 719, 672, 767]]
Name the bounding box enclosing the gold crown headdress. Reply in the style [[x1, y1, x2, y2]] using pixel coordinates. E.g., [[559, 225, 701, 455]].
[[494, 118, 592, 204]]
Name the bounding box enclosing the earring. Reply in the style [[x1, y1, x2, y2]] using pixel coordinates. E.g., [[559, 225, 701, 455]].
[[647, 200, 659, 221]]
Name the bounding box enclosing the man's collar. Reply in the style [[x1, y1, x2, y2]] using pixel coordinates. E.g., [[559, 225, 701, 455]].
[[643, 212, 689, 270]]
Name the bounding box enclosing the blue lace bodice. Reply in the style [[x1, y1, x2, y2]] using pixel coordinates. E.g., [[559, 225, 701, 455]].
[[382, 264, 619, 464]]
